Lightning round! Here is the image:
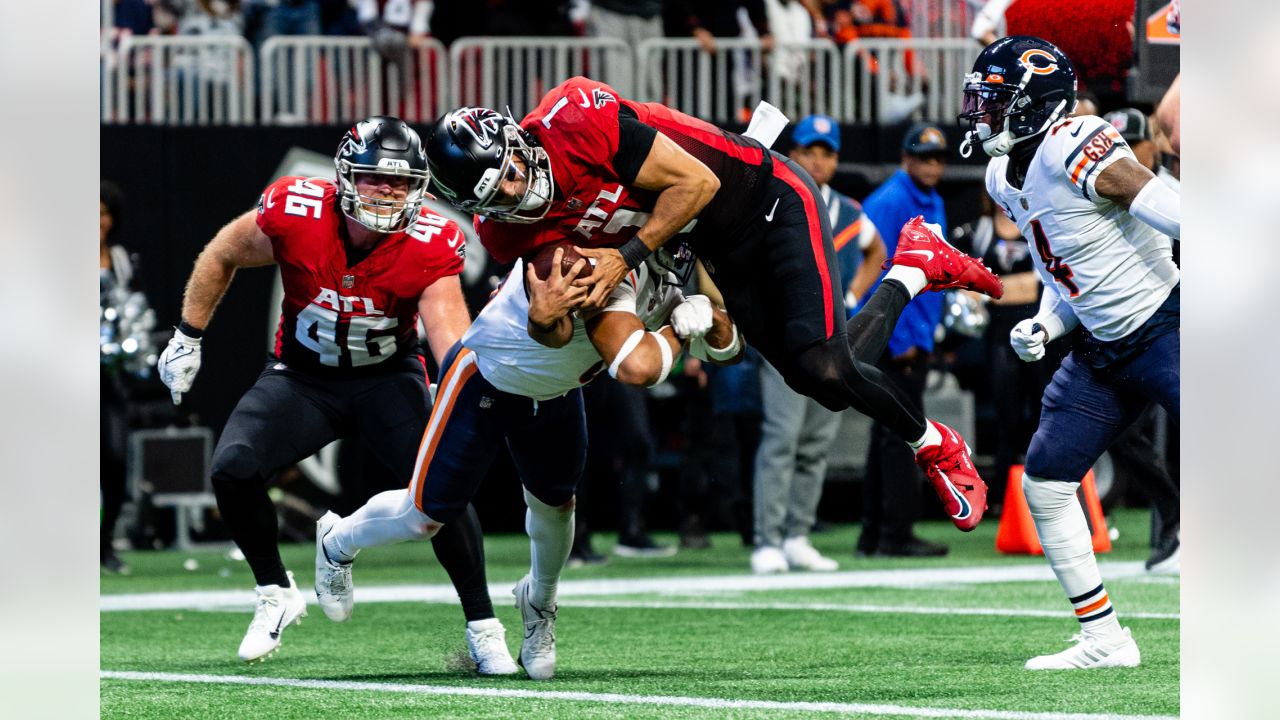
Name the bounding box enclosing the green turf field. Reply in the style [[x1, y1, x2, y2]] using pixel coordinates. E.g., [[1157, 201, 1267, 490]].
[[101, 509, 1179, 719]]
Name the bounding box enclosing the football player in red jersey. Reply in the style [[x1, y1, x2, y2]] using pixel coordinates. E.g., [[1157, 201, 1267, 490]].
[[157, 117, 517, 672], [424, 77, 1003, 535]]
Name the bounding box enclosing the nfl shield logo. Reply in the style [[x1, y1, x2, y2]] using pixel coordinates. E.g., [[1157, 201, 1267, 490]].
[[342, 274, 355, 288], [1020, 198, 1029, 210], [567, 198, 584, 211]]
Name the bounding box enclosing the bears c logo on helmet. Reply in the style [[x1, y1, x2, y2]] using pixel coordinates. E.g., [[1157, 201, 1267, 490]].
[[1019, 48, 1059, 75]]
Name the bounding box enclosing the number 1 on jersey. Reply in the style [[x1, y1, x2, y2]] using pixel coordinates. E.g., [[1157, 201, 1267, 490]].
[[1030, 219, 1080, 297]]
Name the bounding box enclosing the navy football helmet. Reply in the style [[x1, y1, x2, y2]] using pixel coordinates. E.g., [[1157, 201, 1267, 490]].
[[334, 116, 431, 232], [958, 36, 1077, 157], [426, 107, 555, 224]]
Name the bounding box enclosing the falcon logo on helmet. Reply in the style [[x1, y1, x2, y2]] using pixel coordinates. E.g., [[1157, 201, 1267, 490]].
[[452, 108, 504, 150], [958, 36, 1077, 158]]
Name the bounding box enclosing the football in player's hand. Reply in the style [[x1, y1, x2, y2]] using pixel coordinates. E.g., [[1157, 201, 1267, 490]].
[[530, 242, 590, 281]]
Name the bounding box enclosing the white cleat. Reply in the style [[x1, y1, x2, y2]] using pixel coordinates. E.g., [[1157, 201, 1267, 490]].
[[750, 545, 790, 574], [1025, 627, 1141, 670], [238, 570, 308, 663], [513, 574, 557, 680], [782, 536, 839, 572], [315, 511, 355, 622], [466, 618, 519, 675]]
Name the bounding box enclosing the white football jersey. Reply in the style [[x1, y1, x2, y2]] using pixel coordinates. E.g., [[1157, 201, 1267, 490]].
[[460, 260, 684, 400], [986, 114, 1179, 342]]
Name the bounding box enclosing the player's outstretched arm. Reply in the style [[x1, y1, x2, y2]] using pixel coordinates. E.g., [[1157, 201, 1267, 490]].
[[586, 311, 681, 387], [418, 275, 472, 369], [576, 132, 720, 308], [1094, 156, 1180, 239]]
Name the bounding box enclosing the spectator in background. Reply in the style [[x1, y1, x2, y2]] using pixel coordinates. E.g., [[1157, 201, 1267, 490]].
[[487, 0, 574, 37], [667, 0, 773, 122], [244, 0, 322, 50], [824, 1, 924, 123], [357, 0, 430, 64], [178, 0, 245, 36], [750, 114, 883, 574], [856, 122, 951, 558], [588, 0, 664, 48], [112, 0, 156, 38], [1104, 108, 1160, 174]]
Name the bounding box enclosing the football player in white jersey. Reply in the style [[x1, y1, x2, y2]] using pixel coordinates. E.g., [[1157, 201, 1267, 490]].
[[959, 36, 1180, 670], [312, 243, 743, 680]]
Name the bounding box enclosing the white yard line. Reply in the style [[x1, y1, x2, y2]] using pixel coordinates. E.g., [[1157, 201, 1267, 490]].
[[100, 670, 1177, 720], [102, 561, 1171, 614]]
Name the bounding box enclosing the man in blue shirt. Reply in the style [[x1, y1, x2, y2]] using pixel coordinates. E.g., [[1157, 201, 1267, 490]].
[[856, 122, 951, 557]]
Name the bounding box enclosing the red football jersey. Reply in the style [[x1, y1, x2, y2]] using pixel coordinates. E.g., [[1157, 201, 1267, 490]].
[[478, 76, 772, 264], [255, 176, 465, 376]]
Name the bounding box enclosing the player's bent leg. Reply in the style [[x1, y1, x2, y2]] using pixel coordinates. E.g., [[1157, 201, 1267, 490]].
[[1022, 473, 1140, 669]]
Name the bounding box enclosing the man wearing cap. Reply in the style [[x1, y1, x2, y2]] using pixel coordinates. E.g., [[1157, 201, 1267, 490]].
[[856, 121, 954, 557], [750, 114, 888, 574]]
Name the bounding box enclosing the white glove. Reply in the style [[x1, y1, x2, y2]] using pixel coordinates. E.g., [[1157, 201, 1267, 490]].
[[670, 294, 714, 340], [158, 328, 203, 404], [1009, 318, 1048, 363]]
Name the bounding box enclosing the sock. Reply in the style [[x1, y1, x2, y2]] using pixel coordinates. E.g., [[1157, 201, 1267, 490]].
[[431, 504, 497, 623], [524, 488, 574, 609], [325, 489, 439, 562], [909, 419, 941, 451], [1022, 473, 1123, 638], [885, 265, 928, 297]]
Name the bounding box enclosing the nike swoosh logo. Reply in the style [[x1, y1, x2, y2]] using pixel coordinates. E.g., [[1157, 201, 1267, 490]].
[[266, 189, 276, 208], [764, 198, 780, 222], [577, 89, 591, 108], [269, 613, 286, 640], [938, 469, 972, 520], [900, 249, 935, 261], [1070, 124, 1084, 137]]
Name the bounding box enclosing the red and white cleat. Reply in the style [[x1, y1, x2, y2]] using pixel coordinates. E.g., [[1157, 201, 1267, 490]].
[[887, 216, 1004, 299], [914, 420, 988, 532]]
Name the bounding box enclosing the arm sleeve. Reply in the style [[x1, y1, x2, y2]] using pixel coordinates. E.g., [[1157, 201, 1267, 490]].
[[1129, 176, 1180, 239], [612, 105, 658, 186]]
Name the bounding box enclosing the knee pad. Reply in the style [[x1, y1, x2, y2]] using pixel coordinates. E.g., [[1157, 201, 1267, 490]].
[[210, 441, 262, 486]]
